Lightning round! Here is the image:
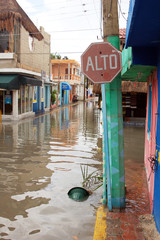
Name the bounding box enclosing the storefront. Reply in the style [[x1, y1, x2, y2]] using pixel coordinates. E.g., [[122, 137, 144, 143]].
[[0, 74, 42, 120], [61, 82, 72, 105]]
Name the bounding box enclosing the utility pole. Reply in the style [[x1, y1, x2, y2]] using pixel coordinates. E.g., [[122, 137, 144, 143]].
[[103, 0, 125, 207]]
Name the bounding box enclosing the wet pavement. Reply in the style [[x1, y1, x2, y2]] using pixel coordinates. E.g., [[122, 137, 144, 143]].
[[106, 126, 151, 240], [0, 101, 103, 240]]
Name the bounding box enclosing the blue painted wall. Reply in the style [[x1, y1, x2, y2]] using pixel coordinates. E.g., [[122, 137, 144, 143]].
[[33, 87, 39, 112], [132, 47, 157, 66], [125, 0, 136, 47], [126, 0, 160, 48], [33, 103, 37, 112], [60, 83, 69, 105], [33, 86, 45, 113], [41, 101, 44, 111], [153, 51, 160, 233], [64, 90, 69, 104], [45, 85, 50, 108]]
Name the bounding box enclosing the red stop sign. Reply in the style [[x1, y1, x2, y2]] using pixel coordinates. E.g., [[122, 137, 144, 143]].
[[81, 42, 122, 84]]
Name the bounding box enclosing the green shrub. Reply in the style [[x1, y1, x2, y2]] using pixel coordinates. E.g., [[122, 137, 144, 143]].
[[51, 90, 57, 104]]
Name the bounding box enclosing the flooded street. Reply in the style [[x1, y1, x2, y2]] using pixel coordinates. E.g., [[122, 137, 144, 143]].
[[0, 101, 147, 240], [124, 126, 149, 214], [0, 101, 103, 240]]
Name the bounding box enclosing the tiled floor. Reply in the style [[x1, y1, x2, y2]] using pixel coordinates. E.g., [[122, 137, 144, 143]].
[[106, 159, 151, 239]]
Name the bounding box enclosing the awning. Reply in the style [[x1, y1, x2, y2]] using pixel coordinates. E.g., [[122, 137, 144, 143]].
[[0, 75, 20, 90], [61, 82, 72, 90], [21, 76, 42, 86], [0, 74, 42, 90], [126, 0, 160, 48], [125, 0, 160, 66]]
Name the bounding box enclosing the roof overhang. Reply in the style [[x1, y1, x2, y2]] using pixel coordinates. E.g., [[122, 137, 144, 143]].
[[0, 68, 41, 77], [125, 0, 160, 66], [0, 0, 43, 41], [126, 0, 160, 48]]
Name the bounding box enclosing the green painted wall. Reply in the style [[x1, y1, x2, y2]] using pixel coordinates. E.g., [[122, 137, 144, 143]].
[[121, 47, 155, 82]]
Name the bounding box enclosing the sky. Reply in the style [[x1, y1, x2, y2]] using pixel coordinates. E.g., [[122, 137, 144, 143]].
[[16, 0, 130, 63]]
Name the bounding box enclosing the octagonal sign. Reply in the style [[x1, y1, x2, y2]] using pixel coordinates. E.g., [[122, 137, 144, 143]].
[[81, 42, 122, 84]]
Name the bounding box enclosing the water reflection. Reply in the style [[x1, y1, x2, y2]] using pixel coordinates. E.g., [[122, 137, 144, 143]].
[[0, 101, 103, 240], [0, 115, 53, 221]]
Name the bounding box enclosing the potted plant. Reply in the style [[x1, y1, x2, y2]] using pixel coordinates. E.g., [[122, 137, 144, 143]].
[[51, 90, 57, 105]]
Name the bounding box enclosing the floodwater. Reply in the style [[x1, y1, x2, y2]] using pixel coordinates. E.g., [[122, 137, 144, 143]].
[[124, 126, 150, 214], [0, 101, 103, 240], [0, 100, 147, 240]]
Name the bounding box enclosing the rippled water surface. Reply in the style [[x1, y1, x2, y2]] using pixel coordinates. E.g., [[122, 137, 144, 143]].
[[0, 101, 147, 239], [0, 101, 103, 240]]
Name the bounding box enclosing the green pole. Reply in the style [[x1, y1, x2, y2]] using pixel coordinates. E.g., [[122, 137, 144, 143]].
[[105, 36, 125, 207], [102, 83, 112, 210]]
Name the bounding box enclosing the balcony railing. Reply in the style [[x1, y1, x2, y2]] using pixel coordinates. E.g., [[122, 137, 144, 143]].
[[52, 74, 81, 81]]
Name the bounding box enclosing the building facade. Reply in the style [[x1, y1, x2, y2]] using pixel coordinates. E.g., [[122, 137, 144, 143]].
[[51, 59, 82, 105], [0, 0, 51, 121], [122, 0, 160, 233]]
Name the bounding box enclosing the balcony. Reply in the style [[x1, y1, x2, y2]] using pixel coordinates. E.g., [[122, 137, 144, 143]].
[[52, 74, 81, 85], [0, 53, 18, 68]]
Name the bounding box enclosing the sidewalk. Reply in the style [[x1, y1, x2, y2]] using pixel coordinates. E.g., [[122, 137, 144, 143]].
[[106, 158, 150, 240], [93, 147, 160, 240]]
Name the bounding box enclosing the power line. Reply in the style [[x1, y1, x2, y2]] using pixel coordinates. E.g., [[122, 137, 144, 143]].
[[92, 0, 99, 20], [43, 28, 100, 33], [100, 0, 103, 39], [21, 0, 83, 11], [0, 28, 100, 38], [80, 0, 91, 28], [24, 0, 100, 18], [117, 0, 127, 21], [34, 8, 96, 18], [38, 11, 99, 22], [16, 52, 83, 55]]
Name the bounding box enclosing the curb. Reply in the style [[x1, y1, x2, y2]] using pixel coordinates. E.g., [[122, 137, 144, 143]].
[[93, 206, 107, 240]]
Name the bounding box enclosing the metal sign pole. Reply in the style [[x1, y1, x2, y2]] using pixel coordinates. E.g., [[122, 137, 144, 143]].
[[101, 83, 112, 211]]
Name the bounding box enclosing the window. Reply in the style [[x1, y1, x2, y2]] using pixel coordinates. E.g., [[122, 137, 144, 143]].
[[5, 91, 12, 115], [0, 30, 9, 53], [18, 89, 21, 114], [29, 35, 34, 52], [25, 86, 29, 112], [18, 86, 33, 115], [30, 87, 33, 111], [41, 87, 44, 100], [14, 23, 20, 57]]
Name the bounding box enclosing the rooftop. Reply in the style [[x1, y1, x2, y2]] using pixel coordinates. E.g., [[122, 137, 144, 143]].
[[0, 0, 43, 41]]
